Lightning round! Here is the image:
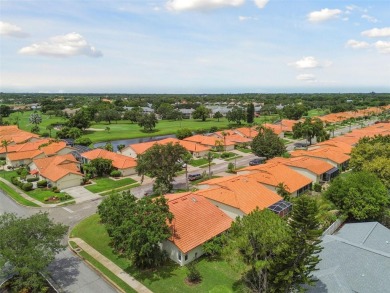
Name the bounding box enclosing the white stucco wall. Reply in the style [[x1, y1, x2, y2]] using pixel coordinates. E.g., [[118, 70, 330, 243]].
[[7, 153, 45, 167], [54, 173, 83, 189], [287, 166, 318, 183], [121, 146, 138, 158], [56, 147, 74, 156], [161, 240, 204, 266], [120, 167, 136, 177]]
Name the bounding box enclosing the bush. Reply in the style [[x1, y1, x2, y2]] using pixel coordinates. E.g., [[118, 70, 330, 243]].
[[210, 126, 218, 132], [51, 186, 58, 192], [41, 132, 50, 137], [176, 128, 193, 140], [59, 193, 72, 201], [110, 170, 122, 177], [27, 177, 39, 182], [22, 182, 33, 191], [221, 152, 231, 158], [37, 180, 48, 188], [186, 262, 202, 283], [74, 137, 93, 146], [227, 162, 235, 173], [11, 176, 19, 186], [313, 183, 322, 192]]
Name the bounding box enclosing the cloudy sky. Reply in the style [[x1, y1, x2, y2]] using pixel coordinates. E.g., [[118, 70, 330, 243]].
[[1, 0, 389, 93]]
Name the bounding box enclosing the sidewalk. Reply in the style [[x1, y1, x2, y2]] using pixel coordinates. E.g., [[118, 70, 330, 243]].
[[70, 238, 153, 293]]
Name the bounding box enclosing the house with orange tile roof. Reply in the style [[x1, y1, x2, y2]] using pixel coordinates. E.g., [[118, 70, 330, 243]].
[[29, 154, 83, 190], [162, 193, 232, 265], [268, 156, 338, 183], [234, 127, 259, 139], [6, 149, 46, 167], [290, 147, 350, 170], [121, 137, 210, 158], [196, 175, 290, 218], [184, 134, 235, 151], [261, 123, 284, 137], [0, 138, 51, 158], [81, 149, 137, 176], [238, 163, 313, 197], [310, 140, 353, 154], [0, 125, 40, 146], [212, 131, 252, 145]]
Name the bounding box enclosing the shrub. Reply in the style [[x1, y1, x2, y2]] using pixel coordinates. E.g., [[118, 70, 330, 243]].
[[74, 137, 93, 146], [37, 180, 48, 188], [27, 177, 39, 182], [209, 126, 218, 132], [22, 182, 33, 191], [41, 132, 50, 137], [313, 183, 322, 192], [11, 176, 19, 186], [221, 152, 231, 158], [59, 194, 72, 201], [227, 162, 235, 173], [110, 170, 122, 177], [51, 186, 58, 192], [186, 262, 202, 283]]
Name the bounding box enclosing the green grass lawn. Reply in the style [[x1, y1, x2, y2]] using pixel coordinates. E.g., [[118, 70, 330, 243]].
[[71, 214, 242, 293], [235, 147, 252, 153], [26, 188, 73, 203], [99, 183, 141, 196], [85, 177, 137, 193], [189, 158, 209, 167], [0, 181, 39, 207], [308, 109, 328, 117]]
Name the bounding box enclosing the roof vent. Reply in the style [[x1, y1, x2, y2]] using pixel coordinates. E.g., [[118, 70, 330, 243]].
[[191, 197, 197, 203]]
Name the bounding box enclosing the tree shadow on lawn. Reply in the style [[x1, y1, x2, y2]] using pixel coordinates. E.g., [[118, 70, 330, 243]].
[[125, 259, 178, 283], [140, 129, 160, 134]]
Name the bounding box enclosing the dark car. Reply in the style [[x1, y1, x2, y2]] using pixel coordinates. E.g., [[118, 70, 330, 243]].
[[188, 173, 202, 181], [249, 157, 266, 166]]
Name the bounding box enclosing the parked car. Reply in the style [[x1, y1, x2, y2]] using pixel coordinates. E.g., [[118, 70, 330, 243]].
[[188, 173, 202, 181], [249, 157, 266, 166]]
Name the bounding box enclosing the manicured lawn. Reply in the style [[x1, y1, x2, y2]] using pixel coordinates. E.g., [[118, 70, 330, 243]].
[[235, 147, 252, 153], [308, 109, 328, 117], [189, 158, 209, 167], [99, 183, 141, 196], [26, 188, 73, 203], [71, 214, 242, 293], [0, 181, 39, 207], [85, 177, 137, 193]]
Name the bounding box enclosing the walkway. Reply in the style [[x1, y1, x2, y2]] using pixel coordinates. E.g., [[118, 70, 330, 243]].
[[70, 238, 153, 293], [64, 186, 101, 203]]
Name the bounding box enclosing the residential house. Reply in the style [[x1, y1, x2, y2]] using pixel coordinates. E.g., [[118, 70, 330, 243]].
[[196, 175, 290, 218], [290, 147, 350, 170], [121, 137, 210, 158], [0, 125, 40, 146], [29, 154, 83, 190], [184, 135, 235, 151], [268, 156, 338, 183], [308, 222, 390, 293], [162, 193, 232, 266], [238, 163, 313, 197], [81, 149, 137, 176]]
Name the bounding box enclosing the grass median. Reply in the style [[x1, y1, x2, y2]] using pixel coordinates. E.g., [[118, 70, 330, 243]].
[[0, 181, 39, 207]]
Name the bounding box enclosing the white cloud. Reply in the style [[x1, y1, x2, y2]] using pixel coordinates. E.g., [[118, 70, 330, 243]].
[[346, 39, 370, 49], [374, 41, 390, 54], [0, 21, 29, 38], [361, 14, 378, 23], [19, 32, 102, 58], [253, 0, 269, 9], [288, 56, 331, 69], [239, 16, 257, 21], [296, 74, 316, 82], [361, 27, 390, 38], [307, 8, 342, 23], [166, 0, 245, 11]]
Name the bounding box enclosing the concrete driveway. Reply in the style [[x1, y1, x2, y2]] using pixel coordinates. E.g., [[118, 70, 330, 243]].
[[63, 186, 101, 204]]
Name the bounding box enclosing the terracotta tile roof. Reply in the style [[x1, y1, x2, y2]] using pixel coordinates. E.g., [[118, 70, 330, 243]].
[[82, 149, 137, 169], [331, 135, 361, 146], [241, 163, 313, 193], [268, 156, 334, 175], [165, 193, 232, 253], [290, 147, 350, 164], [0, 126, 39, 145], [312, 140, 353, 154], [184, 135, 236, 147], [32, 154, 82, 182], [0, 138, 51, 154], [7, 149, 43, 161], [280, 119, 299, 132], [234, 127, 259, 138], [127, 137, 209, 155], [40, 141, 69, 156], [262, 124, 283, 135], [195, 176, 282, 214]]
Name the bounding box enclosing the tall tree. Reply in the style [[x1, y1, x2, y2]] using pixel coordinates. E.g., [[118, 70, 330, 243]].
[[192, 105, 211, 122], [123, 107, 142, 123], [246, 103, 255, 124], [29, 112, 42, 133], [213, 111, 223, 122], [67, 109, 92, 130], [292, 117, 329, 145], [90, 158, 113, 177], [46, 124, 54, 138], [98, 191, 173, 268], [282, 104, 308, 120], [206, 152, 213, 178], [226, 106, 246, 125], [225, 209, 291, 293], [137, 113, 158, 132], [325, 171, 389, 221], [136, 142, 189, 194], [251, 127, 286, 159], [0, 212, 67, 292]]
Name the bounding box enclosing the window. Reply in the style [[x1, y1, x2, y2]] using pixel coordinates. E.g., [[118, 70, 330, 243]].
[[185, 254, 188, 261], [195, 252, 198, 258], [178, 252, 181, 261]]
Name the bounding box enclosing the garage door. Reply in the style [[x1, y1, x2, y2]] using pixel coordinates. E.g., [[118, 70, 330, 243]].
[[58, 177, 81, 190]]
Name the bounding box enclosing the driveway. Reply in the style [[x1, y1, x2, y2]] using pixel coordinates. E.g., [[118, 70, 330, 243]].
[[63, 186, 101, 204]]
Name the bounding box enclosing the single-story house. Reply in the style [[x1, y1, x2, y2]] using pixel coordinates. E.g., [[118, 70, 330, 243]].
[[196, 175, 290, 218], [162, 193, 232, 266], [238, 162, 313, 197], [0, 138, 51, 158], [268, 156, 338, 183], [81, 149, 137, 176], [29, 154, 83, 190], [308, 222, 390, 293], [184, 135, 235, 151], [6, 150, 46, 167], [290, 147, 350, 170]]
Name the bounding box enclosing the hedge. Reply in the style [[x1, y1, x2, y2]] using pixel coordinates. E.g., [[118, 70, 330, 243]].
[[37, 180, 48, 188], [110, 170, 122, 177], [27, 177, 39, 182], [22, 182, 33, 191]]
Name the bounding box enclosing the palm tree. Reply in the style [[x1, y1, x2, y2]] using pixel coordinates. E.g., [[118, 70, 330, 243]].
[[46, 125, 54, 138], [206, 152, 213, 178], [182, 152, 192, 191], [221, 131, 229, 152], [276, 182, 291, 201]]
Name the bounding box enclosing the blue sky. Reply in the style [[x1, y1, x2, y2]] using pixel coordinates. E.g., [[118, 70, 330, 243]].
[[1, 0, 389, 93]]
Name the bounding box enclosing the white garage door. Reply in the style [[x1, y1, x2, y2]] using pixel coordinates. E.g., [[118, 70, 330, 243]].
[[58, 176, 81, 190]]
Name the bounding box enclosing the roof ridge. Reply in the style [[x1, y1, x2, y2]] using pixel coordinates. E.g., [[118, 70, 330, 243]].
[[361, 222, 379, 245]]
